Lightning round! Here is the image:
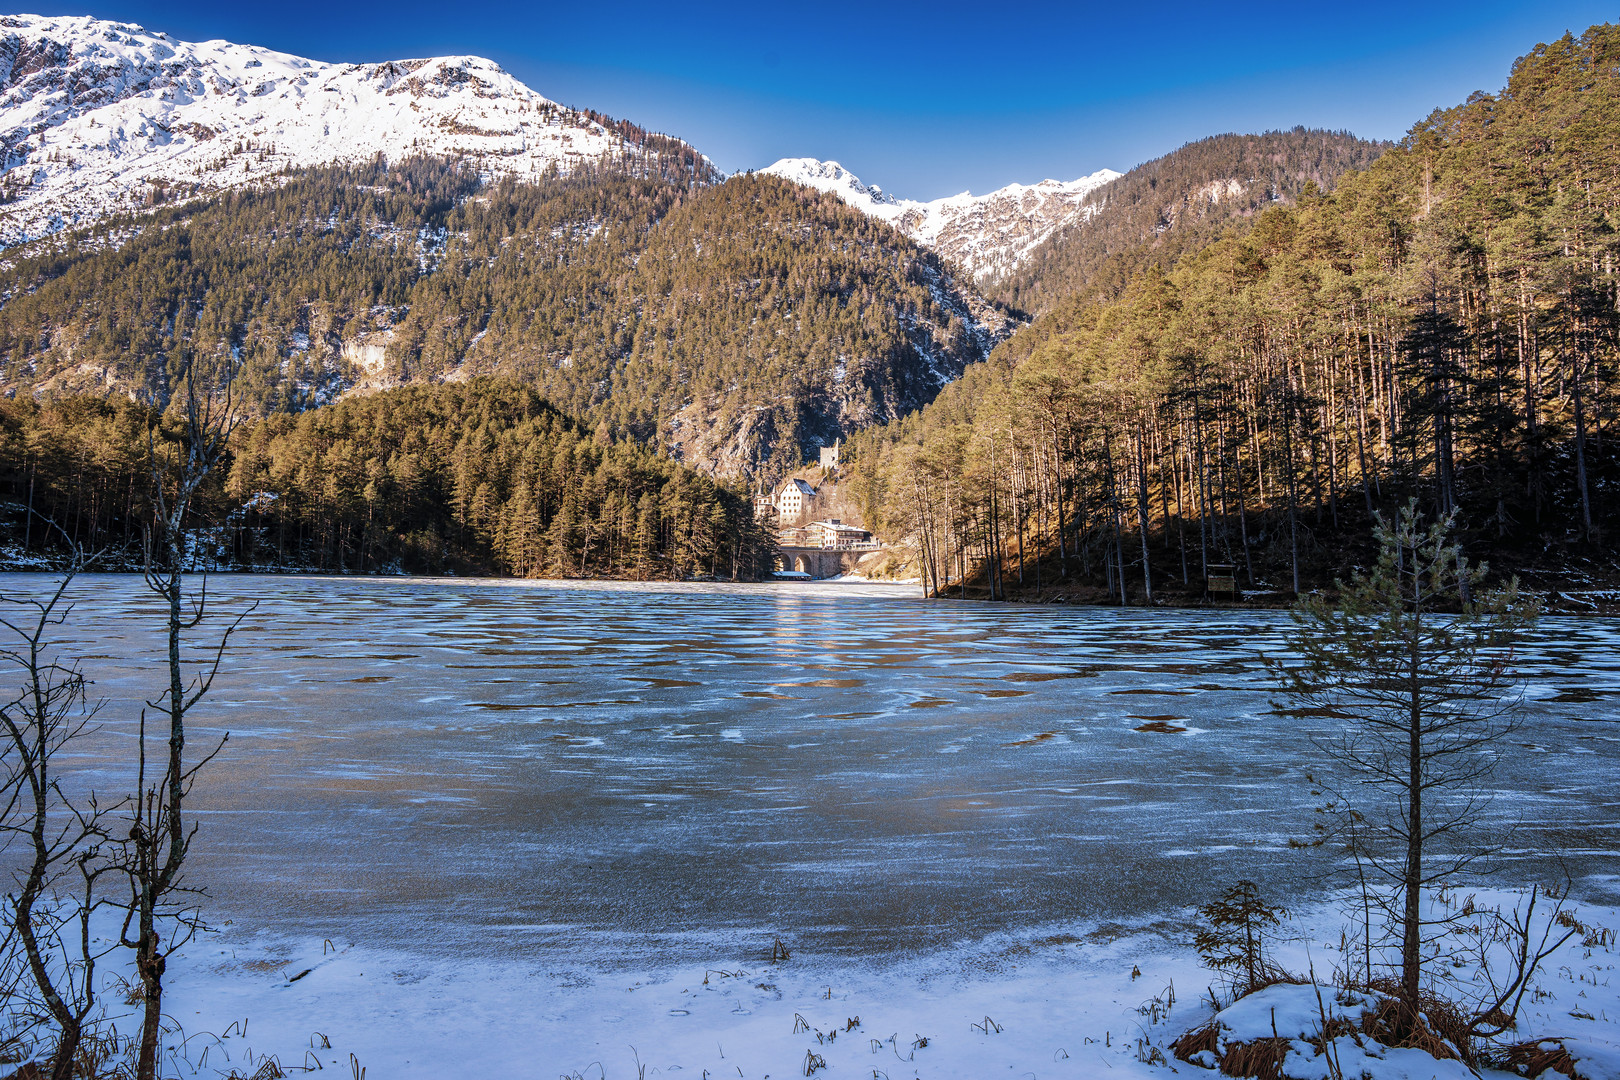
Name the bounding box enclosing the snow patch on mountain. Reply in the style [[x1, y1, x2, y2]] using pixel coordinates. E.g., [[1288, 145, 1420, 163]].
[[763, 157, 1121, 281], [0, 14, 708, 247], [762, 158, 914, 225]]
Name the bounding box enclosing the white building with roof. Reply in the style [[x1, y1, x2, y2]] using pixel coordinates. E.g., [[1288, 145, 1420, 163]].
[[806, 519, 874, 550], [774, 478, 819, 525]]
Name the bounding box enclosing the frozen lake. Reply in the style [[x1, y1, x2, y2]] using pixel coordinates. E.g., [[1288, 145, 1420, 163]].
[[11, 573, 1620, 963]]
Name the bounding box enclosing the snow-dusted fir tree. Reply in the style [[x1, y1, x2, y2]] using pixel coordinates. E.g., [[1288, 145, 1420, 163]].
[[1269, 502, 1540, 1035]]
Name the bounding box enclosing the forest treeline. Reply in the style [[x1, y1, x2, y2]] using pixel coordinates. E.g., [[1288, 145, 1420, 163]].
[[0, 379, 776, 578], [0, 159, 1005, 478], [846, 25, 1620, 601], [992, 128, 1390, 315]]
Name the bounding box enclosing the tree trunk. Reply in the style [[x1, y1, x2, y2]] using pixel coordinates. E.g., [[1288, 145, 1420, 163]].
[[1572, 323, 1593, 538], [1402, 588, 1424, 1030], [1134, 426, 1153, 603]]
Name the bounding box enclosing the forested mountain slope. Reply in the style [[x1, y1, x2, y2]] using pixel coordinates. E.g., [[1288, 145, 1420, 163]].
[[0, 161, 1013, 478], [0, 13, 1117, 320], [994, 129, 1389, 315], [847, 25, 1620, 602]]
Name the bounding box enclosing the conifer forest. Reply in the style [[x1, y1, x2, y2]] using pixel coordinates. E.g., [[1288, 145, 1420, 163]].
[[847, 29, 1620, 600], [2, 26, 1618, 595]]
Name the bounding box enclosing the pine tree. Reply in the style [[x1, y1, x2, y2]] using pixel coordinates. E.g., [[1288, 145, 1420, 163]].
[[1268, 502, 1540, 1033], [1193, 881, 1287, 997]]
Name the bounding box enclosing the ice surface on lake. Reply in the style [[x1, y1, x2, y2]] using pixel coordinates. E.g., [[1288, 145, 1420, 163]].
[[7, 573, 1618, 963]]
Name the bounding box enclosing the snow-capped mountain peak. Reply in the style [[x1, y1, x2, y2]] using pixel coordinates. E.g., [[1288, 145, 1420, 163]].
[[0, 14, 710, 246], [763, 157, 904, 210], [762, 157, 1121, 281], [0, 15, 1111, 281]]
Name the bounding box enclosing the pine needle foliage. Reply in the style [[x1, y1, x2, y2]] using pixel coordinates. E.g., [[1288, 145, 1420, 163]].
[[1268, 501, 1540, 1030], [0, 379, 778, 579], [1194, 880, 1288, 997], [995, 128, 1388, 314]]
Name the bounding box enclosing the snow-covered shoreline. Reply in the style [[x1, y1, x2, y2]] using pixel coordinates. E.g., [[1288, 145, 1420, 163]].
[[135, 890, 1620, 1078]]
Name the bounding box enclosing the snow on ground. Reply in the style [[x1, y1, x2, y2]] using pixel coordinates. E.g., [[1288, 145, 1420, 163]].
[[136, 891, 1619, 1079], [819, 572, 922, 585], [1201, 984, 1482, 1080], [0, 541, 59, 570]]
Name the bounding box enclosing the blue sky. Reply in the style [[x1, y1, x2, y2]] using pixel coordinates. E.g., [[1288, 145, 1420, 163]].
[[28, 0, 1619, 199]]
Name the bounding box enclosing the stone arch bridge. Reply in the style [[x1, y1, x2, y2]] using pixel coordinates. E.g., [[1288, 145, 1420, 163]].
[[777, 545, 870, 579]]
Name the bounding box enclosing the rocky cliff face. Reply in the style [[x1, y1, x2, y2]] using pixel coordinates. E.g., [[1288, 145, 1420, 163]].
[[761, 158, 1119, 283], [0, 14, 712, 246], [660, 253, 1018, 477]]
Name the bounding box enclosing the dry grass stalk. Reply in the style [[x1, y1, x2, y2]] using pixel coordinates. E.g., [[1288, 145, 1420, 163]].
[[1362, 979, 1465, 1061], [1169, 1021, 1218, 1063], [1217, 1036, 1290, 1080], [222, 1061, 284, 1080]]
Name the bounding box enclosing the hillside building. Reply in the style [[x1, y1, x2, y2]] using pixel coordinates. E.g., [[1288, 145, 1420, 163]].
[[753, 491, 777, 522], [805, 519, 874, 550], [774, 477, 819, 525]]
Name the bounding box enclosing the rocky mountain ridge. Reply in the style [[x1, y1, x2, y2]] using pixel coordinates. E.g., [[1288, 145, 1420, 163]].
[[0, 14, 1122, 288], [0, 13, 713, 246], [761, 157, 1120, 283]]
